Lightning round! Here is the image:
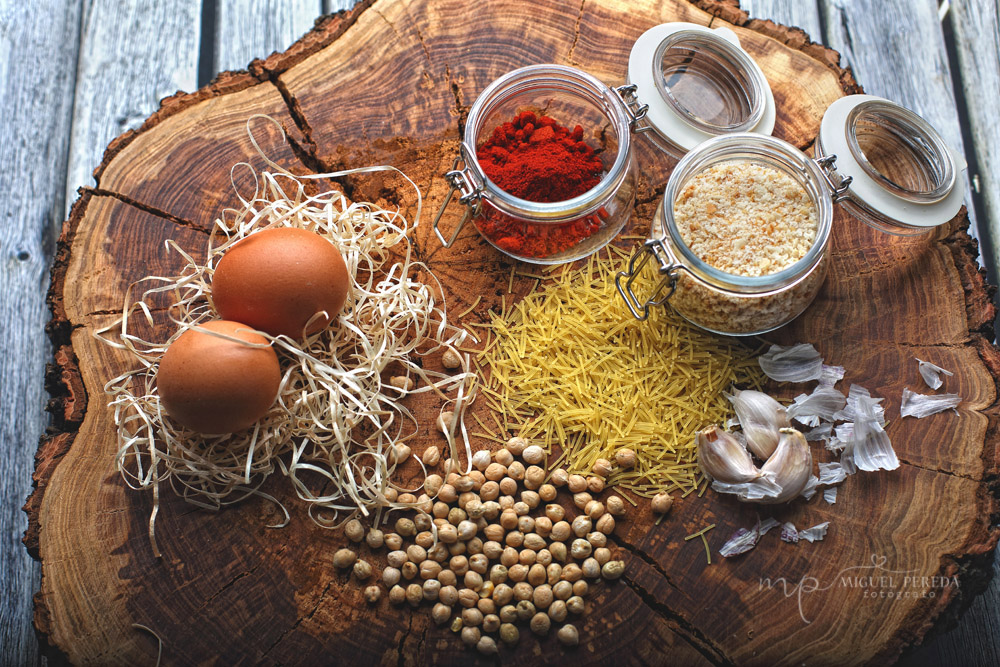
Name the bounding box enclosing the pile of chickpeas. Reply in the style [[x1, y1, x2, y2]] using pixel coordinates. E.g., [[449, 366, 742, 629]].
[[331, 436, 628, 655]]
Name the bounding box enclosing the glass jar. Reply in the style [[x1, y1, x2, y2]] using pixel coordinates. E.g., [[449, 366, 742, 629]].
[[617, 95, 965, 336], [617, 133, 833, 335], [431, 65, 637, 264]]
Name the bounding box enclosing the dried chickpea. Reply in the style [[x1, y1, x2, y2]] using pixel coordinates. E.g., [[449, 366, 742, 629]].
[[549, 542, 568, 562], [615, 447, 636, 469], [437, 411, 454, 435], [432, 602, 451, 625], [479, 480, 500, 501], [389, 585, 406, 605], [437, 484, 457, 503], [513, 582, 534, 602], [477, 595, 495, 614], [553, 580, 573, 600], [652, 492, 674, 514], [422, 445, 441, 467], [462, 607, 484, 627], [587, 531, 607, 549], [442, 347, 463, 370], [447, 541, 466, 556], [395, 517, 416, 537], [471, 449, 491, 471], [548, 599, 568, 623], [455, 476, 475, 493], [461, 626, 480, 647], [448, 507, 467, 526], [524, 465, 546, 490], [585, 500, 606, 520], [606, 495, 627, 516], [525, 563, 545, 587], [406, 583, 423, 607], [533, 584, 554, 609], [484, 462, 507, 481], [512, 501, 530, 517], [468, 471, 485, 491], [459, 493, 478, 512], [518, 549, 537, 566], [587, 476, 605, 493], [389, 375, 415, 392], [517, 515, 535, 533], [581, 557, 600, 579], [465, 571, 484, 591], [353, 559, 373, 580], [482, 501, 500, 520], [438, 523, 458, 544], [557, 623, 579, 646], [536, 549, 552, 566], [420, 560, 443, 580], [545, 504, 565, 522], [523, 533, 546, 551], [602, 560, 625, 580], [406, 544, 427, 564], [550, 521, 571, 542], [415, 531, 435, 549], [561, 563, 583, 582], [459, 588, 479, 608], [538, 483, 557, 502], [572, 580, 589, 597], [344, 519, 364, 543], [383, 567, 401, 587], [508, 564, 528, 582], [366, 528, 385, 550], [469, 553, 489, 574], [364, 586, 381, 604], [439, 584, 459, 605], [546, 563, 563, 586], [567, 595, 585, 614], [534, 516, 553, 538], [384, 532, 403, 551], [499, 622, 519, 645], [333, 548, 357, 569], [484, 524, 504, 542], [446, 472, 461, 486], [573, 492, 592, 510], [499, 606, 518, 624], [567, 474, 587, 493], [483, 540, 503, 560], [432, 500, 449, 519], [450, 555, 470, 575], [505, 531, 524, 548], [439, 570, 458, 588], [397, 493, 417, 505], [423, 579, 441, 601], [570, 539, 592, 559], [596, 514, 616, 534], [521, 490, 541, 509], [382, 487, 398, 503], [572, 516, 592, 537], [482, 613, 501, 634], [550, 468, 569, 487], [522, 445, 546, 464], [389, 444, 412, 466], [593, 547, 612, 565], [457, 520, 478, 541], [427, 543, 448, 562], [493, 583, 514, 606], [530, 612, 551, 636], [591, 458, 613, 478], [499, 509, 518, 531], [506, 461, 526, 481], [505, 436, 527, 456], [401, 562, 418, 580], [515, 600, 536, 621], [493, 449, 514, 466], [499, 477, 518, 496], [501, 547, 519, 567]]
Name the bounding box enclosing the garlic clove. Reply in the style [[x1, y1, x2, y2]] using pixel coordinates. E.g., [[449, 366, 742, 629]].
[[757, 428, 813, 504], [726, 389, 790, 460], [696, 426, 761, 484]]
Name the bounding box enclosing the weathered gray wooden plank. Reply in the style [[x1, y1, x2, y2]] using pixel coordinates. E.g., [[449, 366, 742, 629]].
[[813, 3, 998, 664], [65, 0, 202, 213], [741, 0, 822, 41], [820, 0, 978, 242], [949, 0, 1000, 273], [214, 0, 322, 74], [0, 1, 82, 665]]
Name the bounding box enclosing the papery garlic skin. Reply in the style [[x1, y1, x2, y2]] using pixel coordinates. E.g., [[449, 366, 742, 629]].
[[756, 428, 813, 504], [696, 426, 761, 484], [727, 389, 790, 460]]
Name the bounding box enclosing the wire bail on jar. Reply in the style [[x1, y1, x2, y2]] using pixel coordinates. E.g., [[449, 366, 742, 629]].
[[432, 149, 484, 248], [615, 238, 681, 321]]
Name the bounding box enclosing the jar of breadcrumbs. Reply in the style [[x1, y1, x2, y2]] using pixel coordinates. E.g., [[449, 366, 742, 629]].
[[617, 60, 966, 335]]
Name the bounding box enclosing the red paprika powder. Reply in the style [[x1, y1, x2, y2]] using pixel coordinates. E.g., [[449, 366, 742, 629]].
[[475, 110, 607, 258]]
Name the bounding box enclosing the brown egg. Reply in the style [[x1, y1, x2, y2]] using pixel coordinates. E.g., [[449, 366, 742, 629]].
[[212, 227, 350, 338], [157, 320, 281, 434]]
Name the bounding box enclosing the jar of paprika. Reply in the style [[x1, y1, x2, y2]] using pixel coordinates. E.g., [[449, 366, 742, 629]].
[[432, 64, 638, 264]]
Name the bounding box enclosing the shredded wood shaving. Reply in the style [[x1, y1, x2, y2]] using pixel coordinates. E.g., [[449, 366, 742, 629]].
[[477, 250, 763, 498], [97, 117, 477, 556]]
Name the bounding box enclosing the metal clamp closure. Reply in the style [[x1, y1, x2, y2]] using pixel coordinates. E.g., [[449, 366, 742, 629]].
[[615, 239, 680, 321], [432, 153, 484, 247], [815, 154, 854, 203], [614, 84, 652, 133]]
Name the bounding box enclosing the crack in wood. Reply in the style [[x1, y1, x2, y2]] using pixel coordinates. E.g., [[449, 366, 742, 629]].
[[85, 188, 209, 234], [566, 0, 587, 66], [609, 532, 683, 594], [395, 608, 414, 667], [620, 572, 734, 667], [260, 577, 332, 661]]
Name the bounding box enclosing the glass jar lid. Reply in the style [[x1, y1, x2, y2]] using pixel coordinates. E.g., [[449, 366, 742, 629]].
[[627, 22, 776, 157], [817, 94, 966, 234]]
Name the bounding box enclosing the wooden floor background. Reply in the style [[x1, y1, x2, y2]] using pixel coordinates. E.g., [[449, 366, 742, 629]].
[[1, 0, 997, 664]]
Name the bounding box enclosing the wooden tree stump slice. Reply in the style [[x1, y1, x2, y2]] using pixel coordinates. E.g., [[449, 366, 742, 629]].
[[29, 1, 1000, 665]]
